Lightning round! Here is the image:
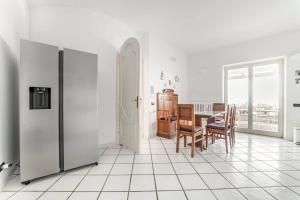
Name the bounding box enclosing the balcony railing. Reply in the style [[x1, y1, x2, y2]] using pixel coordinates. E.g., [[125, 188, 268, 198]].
[[193, 102, 279, 132]]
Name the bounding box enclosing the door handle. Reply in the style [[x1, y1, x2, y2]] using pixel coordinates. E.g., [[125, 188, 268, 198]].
[[134, 96, 142, 109], [134, 96, 139, 109]]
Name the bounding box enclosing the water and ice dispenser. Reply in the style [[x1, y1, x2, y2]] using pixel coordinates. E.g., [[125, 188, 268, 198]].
[[29, 87, 51, 109]]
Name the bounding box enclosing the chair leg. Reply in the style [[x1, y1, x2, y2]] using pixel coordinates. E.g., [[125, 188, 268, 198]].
[[200, 134, 203, 152], [191, 135, 195, 157], [176, 132, 180, 153], [233, 129, 236, 144], [230, 130, 234, 146], [205, 130, 208, 148], [225, 133, 228, 153], [229, 133, 232, 148], [232, 130, 235, 145], [184, 136, 187, 147]]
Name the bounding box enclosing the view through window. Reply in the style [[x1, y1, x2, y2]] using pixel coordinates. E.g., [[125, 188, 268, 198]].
[[224, 59, 283, 136]]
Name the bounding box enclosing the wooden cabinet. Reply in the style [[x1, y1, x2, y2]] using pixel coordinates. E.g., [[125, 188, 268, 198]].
[[157, 89, 178, 139]]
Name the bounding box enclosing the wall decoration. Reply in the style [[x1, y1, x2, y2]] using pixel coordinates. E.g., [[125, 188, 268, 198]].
[[296, 70, 300, 84], [164, 82, 167, 87], [168, 79, 172, 86], [150, 85, 154, 95], [174, 75, 179, 82], [160, 71, 165, 80]]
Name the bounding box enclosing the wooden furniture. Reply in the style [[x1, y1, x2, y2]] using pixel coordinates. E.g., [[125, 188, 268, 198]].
[[212, 103, 226, 112], [195, 111, 223, 119], [205, 105, 232, 153], [190, 111, 224, 147], [213, 103, 226, 121], [176, 104, 203, 157], [230, 105, 237, 146], [157, 89, 178, 139]]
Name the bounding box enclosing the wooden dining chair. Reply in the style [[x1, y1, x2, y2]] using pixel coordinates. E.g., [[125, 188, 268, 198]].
[[204, 116, 216, 146], [176, 104, 203, 157], [206, 105, 232, 153], [213, 103, 226, 121], [230, 105, 237, 146], [212, 103, 226, 112]]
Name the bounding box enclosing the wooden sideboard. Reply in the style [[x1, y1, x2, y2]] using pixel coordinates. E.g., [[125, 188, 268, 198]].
[[157, 89, 178, 139]]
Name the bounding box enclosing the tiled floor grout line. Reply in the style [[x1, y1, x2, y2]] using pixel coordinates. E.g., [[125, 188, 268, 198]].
[[259, 170, 300, 199], [96, 146, 121, 200], [7, 166, 70, 199], [227, 141, 300, 198], [205, 155, 252, 200], [205, 139, 300, 200], [66, 147, 108, 200], [178, 140, 222, 200], [36, 174, 68, 200], [152, 137, 295, 193], [161, 137, 192, 200], [149, 139, 159, 200], [220, 142, 300, 199], [5, 168, 25, 199], [8, 147, 109, 200], [198, 138, 284, 200], [126, 153, 135, 200], [5, 133, 300, 200], [206, 144, 254, 199], [65, 164, 96, 199]]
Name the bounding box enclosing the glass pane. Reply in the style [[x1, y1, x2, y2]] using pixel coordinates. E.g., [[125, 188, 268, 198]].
[[227, 67, 249, 129], [252, 63, 279, 132]]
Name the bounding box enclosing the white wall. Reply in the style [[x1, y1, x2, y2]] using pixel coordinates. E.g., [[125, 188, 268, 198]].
[[189, 29, 300, 140], [148, 36, 189, 137], [0, 0, 29, 191], [29, 6, 191, 141], [29, 6, 140, 145]]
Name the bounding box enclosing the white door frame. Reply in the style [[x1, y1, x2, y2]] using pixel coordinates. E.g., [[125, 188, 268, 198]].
[[116, 37, 141, 153], [223, 57, 285, 137]]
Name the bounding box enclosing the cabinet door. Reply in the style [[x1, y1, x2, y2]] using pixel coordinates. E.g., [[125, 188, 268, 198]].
[[164, 95, 173, 116], [173, 96, 178, 117], [157, 94, 164, 110]]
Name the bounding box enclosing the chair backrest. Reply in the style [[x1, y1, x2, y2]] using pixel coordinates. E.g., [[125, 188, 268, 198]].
[[224, 105, 231, 131], [213, 103, 226, 112], [177, 104, 195, 132], [230, 105, 236, 128]]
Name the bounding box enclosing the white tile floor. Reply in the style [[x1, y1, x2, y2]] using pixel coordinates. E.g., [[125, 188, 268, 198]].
[[2, 133, 300, 199]]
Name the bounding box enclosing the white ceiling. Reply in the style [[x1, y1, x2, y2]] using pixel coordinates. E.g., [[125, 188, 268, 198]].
[[28, 0, 300, 54]]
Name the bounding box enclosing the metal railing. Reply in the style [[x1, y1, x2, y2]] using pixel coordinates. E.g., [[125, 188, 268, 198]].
[[194, 102, 213, 113]]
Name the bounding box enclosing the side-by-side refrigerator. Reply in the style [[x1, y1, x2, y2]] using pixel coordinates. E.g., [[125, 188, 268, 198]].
[[20, 40, 98, 184]]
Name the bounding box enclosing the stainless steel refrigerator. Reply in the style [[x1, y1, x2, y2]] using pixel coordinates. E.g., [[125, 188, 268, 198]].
[[20, 40, 98, 184]]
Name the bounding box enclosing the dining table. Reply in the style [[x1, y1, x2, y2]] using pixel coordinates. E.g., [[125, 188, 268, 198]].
[[191, 110, 224, 148], [195, 110, 224, 126]]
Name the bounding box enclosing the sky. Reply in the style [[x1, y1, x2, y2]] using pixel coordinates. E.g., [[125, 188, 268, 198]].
[[227, 64, 279, 108]]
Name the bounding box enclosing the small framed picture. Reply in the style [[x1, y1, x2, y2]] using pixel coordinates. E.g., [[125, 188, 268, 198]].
[[295, 70, 300, 84]]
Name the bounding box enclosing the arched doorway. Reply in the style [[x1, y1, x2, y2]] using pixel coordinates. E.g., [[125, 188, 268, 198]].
[[118, 38, 140, 152]]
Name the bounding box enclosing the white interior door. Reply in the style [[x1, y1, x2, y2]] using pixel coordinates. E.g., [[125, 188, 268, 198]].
[[119, 38, 140, 152]]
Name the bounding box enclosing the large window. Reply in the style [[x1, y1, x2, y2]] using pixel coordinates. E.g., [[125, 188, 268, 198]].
[[224, 59, 284, 137]]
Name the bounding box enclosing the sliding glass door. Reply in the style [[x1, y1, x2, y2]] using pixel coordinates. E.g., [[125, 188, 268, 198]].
[[224, 59, 284, 137], [226, 67, 249, 130]]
